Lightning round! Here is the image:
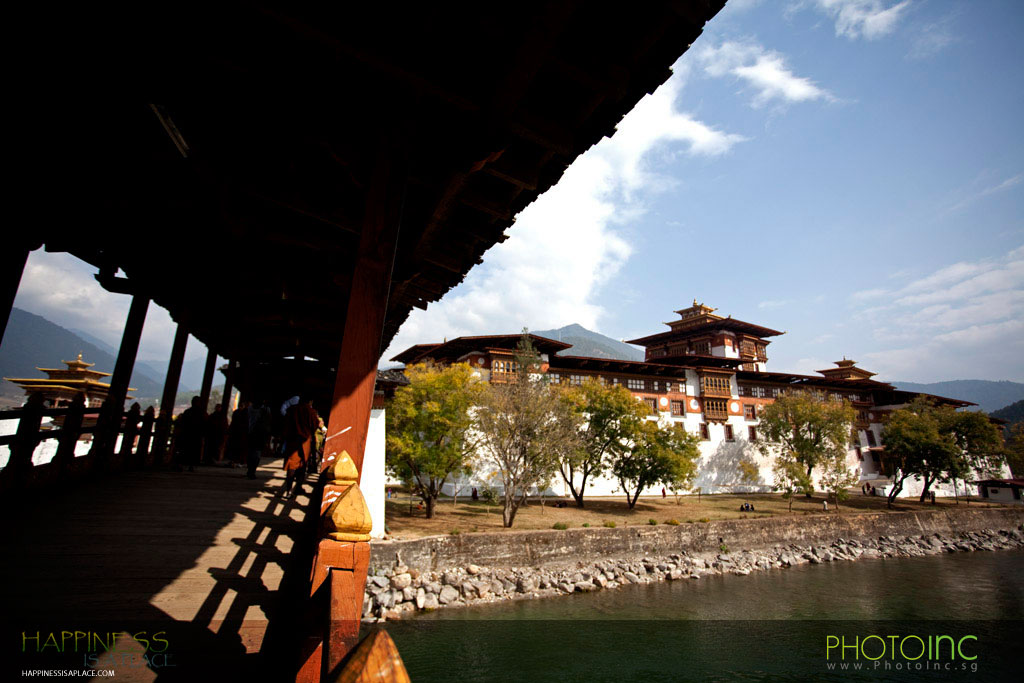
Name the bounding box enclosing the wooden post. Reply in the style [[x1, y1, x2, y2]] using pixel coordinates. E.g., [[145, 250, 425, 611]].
[[325, 545, 371, 679], [136, 406, 156, 467], [198, 347, 217, 413], [153, 323, 189, 462], [92, 295, 149, 461], [298, 140, 406, 682], [220, 359, 236, 416], [3, 393, 45, 491], [0, 242, 34, 346], [119, 403, 143, 461], [322, 146, 406, 478], [55, 394, 86, 479]]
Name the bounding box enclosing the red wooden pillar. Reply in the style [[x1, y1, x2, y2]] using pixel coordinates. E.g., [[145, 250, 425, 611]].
[[198, 347, 217, 412], [153, 323, 189, 461], [297, 142, 406, 682], [321, 150, 405, 478], [92, 294, 149, 461]]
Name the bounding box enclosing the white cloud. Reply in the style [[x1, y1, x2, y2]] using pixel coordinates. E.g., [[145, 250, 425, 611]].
[[698, 41, 833, 107], [383, 66, 745, 361], [851, 247, 1024, 381], [945, 174, 1023, 213], [758, 299, 792, 310], [810, 0, 912, 40], [13, 249, 203, 363], [909, 11, 960, 59]]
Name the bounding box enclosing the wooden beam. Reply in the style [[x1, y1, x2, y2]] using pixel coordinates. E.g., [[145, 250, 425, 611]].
[[322, 136, 407, 477], [153, 323, 189, 461], [198, 346, 217, 413], [220, 359, 236, 415], [92, 295, 149, 462]]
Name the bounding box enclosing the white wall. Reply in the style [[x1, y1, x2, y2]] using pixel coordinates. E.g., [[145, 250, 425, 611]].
[[362, 408, 387, 538]]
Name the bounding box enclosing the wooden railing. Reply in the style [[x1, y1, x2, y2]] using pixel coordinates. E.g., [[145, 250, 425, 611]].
[[0, 393, 164, 493]]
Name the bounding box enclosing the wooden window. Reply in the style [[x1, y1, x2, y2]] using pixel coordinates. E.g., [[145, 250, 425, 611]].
[[704, 399, 728, 421], [743, 404, 756, 420], [694, 341, 711, 355], [670, 400, 683, 416], [724, 424, 734, 441], [548, 372, 560, 384], [699, 423, 710, 440], [748, 426, 758, 441], [569, 374, 585, 386], [627, 378, 644, 391], [644, 398, 657, 414], [612, 378, 620, 386], [653, 380, 660, 392]]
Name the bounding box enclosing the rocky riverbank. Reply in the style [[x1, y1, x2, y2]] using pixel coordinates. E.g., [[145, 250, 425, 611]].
[[363, 525, 1024, 621]]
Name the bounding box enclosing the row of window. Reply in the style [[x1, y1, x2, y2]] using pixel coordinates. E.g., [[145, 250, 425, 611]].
[[738, 385, 863, 403], [547, 373, 688, 394], [697, 422, 757, 442]]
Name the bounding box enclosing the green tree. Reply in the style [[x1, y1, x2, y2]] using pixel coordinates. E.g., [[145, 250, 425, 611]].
[[939, 408, 1004, 501], [560, 379, 647, 508], [1005, 423, 1024, 479], [757, 393, 855, 497], [611, 420, 700, 509], [818, 449, 859, 511], [385, 362, 482, 519], [880, 399, 959, 508], [475, 332, 580, 527], [883, 399, 1004, 505], [770, 449, 812, 512]]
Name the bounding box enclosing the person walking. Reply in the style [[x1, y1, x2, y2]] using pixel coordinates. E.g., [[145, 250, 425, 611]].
[[246, 400, 272, 479], [173, 396, 206, 472], [282, 397, 317, 498], [204, 404, 228, 464]]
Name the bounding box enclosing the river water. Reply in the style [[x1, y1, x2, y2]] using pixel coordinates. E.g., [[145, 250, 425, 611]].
[[381, 549, 1024, 682]]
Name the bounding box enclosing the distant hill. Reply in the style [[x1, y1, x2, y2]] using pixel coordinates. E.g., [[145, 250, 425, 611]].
[[0, 308, 165, 402], [991, 399, 1024, 425], [70, 327, 204, 391], [891, 380, 1024, 414], [532, 323, 644, 362]]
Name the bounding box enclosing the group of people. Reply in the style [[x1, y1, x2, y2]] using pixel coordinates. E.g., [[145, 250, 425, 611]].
[[171, 397, 232, 472], [740, 502, 756, 512], [860, 483, 877, 496], [170, 394, 325, 496]]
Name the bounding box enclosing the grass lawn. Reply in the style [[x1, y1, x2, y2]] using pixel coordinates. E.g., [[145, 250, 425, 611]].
[[383, 490, 1007, 539]]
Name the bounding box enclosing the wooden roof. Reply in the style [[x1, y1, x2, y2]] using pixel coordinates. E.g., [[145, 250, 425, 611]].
[[627, 317, 785, 346], [41, 2, 726, 369], [392, 334, 572, 365]]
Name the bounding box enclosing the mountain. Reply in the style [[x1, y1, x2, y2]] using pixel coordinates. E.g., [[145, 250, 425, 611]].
[[69, 328, 118, 356], [991, 399, 1024, 425], [0, 308, 164, 402], [891, 380, 1024, 414], [133, 357, 205, 393], [532, 323, 645, 362]]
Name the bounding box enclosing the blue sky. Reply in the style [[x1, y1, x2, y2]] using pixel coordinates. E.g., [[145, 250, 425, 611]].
[[12, 1, 1024, 384], [385, 0, 1024, 383]]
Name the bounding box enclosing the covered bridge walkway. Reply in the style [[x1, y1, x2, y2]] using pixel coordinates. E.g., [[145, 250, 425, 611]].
[[2, 458, 321, 680], [3, 2, 727, 680]]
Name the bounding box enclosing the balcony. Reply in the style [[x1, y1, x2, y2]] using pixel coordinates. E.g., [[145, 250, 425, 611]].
[[699, 377, 732, 398], [704, 399, 728, 422]]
